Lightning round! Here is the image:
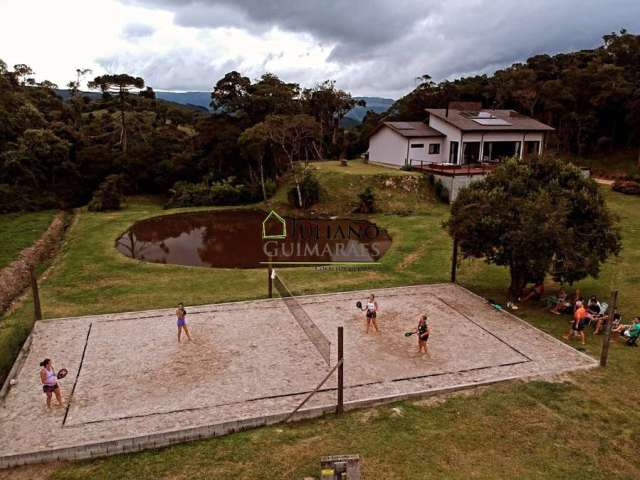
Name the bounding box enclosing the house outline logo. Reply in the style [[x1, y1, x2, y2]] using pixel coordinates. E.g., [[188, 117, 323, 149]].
[[262, 210, 287, 240]]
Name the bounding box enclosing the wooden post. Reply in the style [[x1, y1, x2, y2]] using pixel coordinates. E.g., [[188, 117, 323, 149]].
[[451, 237, 458, 283], [267, 266, 273, 298], [600, 290, 618, 367], [30, 266, 42, 320], [337, 326, 344, 415]]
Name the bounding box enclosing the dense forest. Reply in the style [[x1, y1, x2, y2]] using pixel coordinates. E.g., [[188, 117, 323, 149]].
[[0, 62, 362, 212], [1, 30, 638, 213]]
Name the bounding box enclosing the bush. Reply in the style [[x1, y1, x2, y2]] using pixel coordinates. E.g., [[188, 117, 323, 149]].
[[209, 178, 250, 205], [612, 180, 640, 195], [0, 184, 58, 213], [165, 177, 272, 208], [355, 186, 376, 213], [288, 171, 321, 209], [400, 164, 413, 171], [433, 178, 450, 203], [88, 174, 124, 212]]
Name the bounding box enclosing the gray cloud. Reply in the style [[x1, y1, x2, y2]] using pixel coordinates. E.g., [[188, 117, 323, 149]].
[[121, 22, 156, 40], [120, 0, 640, 97], [127, 0, 440, 54]]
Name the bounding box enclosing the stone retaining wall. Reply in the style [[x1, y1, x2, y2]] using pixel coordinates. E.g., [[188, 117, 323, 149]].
[[0, 211, 71, 313]]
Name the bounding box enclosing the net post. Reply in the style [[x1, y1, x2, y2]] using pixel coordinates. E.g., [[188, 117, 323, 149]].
[[600, 290, 618, 367], [30, 266, 42, 320], [268, 266, 273, 298], [337, 326, 344, 414]]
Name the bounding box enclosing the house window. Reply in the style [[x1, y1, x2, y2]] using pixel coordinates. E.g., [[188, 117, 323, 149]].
[[428, 144, 440, 154], [410, 143, 424, 148]]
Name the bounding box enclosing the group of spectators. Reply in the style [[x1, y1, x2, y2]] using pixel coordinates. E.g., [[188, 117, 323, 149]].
[[522, 284, 639, 346]]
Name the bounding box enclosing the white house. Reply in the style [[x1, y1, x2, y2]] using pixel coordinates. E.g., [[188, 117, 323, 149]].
[[367, 107, 554, 168]]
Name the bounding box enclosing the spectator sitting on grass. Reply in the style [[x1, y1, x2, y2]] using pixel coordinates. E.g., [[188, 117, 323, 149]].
[[613, 316, 640, 339], [520, 280, 544, 303], [550, 288, 572, 315], [594, 308, 621, 335], [587, 295, 603, 317]]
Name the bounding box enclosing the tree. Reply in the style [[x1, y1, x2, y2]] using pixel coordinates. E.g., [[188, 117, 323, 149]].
[[447, 157, 621, 299], [88, 74, 145, 153], [139, 86, 156, 99], [249, 73, 301, 122], [210, 71, 251, 115], [248, 114, 320, 206], [239, 123, 270, 200], [303, 80, 364, 155], [67, 68, 92, 96], [12, 64, 35, 86]]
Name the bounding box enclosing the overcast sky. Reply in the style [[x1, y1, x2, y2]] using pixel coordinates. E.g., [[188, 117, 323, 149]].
[[1, 0, 639, 98]]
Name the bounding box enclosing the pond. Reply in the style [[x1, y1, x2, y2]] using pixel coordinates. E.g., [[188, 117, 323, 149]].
[[116, 210, 392, 269]]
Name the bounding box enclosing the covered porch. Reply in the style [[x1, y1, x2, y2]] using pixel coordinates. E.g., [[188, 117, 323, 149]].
[[461, 139, 541, 164]]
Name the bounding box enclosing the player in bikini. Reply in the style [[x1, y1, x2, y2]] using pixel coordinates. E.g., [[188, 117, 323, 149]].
[[415, 314, 431, 354], [176, 303, 192, 343]]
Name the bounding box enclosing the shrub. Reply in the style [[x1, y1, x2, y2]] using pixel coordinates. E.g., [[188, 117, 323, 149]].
[[165, 177, 272, 208], [288, 171, 321, 209], [612, 180, 640, 195], [400, 164, 413, 171], [88, 174, 124, 212], [356, 186, 376, 213], [209, 177, 251, 205], [0, 184, 58, 213], [433, 178, 450, 203]]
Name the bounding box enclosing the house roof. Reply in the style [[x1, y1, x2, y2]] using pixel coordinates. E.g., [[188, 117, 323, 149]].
[[426, 109, 554, 132], [373, 121, 445, 138]]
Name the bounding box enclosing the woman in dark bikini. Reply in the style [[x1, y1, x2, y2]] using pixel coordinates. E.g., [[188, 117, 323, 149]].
[[176, 303, 192, 343], [39, 358, 62, 408], [416, 314, 431, 354]]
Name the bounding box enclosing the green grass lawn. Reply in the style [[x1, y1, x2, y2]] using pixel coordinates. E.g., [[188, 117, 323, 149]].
[[0, 210, 57, 269], [4, 165, 640, 479], [313, 159, 421, 176]]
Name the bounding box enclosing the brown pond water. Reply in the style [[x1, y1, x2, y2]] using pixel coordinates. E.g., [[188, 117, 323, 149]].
[[116, 210, 392, 269]]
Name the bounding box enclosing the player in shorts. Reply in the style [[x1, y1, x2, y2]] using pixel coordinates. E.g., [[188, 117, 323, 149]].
[[176, 303, 192, 343], [364, 294, 379, 334], [416, 314, 431, 354], [564, 300, 589, 345], [39, 358, 63, 408]]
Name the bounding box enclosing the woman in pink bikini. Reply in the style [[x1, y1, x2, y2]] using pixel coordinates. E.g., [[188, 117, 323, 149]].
[[176, 303, 192, 343]]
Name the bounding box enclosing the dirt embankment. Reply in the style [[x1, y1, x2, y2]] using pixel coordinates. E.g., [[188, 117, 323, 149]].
[[0, 211, 72, 313]]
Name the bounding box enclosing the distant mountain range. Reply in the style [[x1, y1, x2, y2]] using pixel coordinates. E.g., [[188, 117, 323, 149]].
[[55, 90, 394, 124]]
